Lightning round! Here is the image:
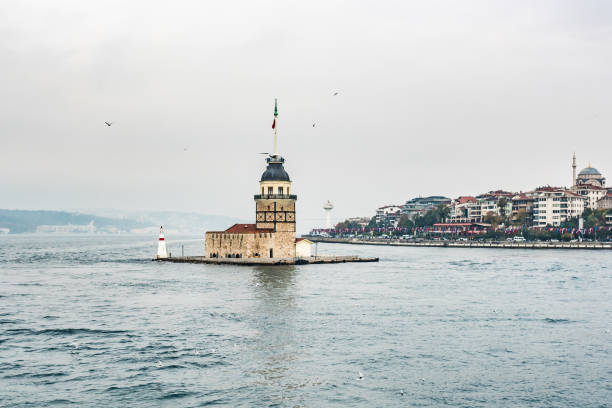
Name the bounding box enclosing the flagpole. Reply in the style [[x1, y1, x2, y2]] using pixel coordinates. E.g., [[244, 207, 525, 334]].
[[273, 98, 278, 156]]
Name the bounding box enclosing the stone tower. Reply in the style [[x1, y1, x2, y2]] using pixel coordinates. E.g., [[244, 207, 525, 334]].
[[253, 99, 296, 258], [255, 155, 296, 233]]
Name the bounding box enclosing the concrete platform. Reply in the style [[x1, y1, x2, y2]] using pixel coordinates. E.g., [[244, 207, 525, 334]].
[[154, 255, 379, 266]]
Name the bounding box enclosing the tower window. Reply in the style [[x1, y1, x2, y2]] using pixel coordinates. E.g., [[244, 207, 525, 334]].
[[278, 187, 284, 195], [261, 187, 264, 195], [268, 187, 273, 195]]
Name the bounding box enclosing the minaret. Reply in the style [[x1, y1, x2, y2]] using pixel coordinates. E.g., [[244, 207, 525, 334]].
[[157, 226, 168, 259], [572, 152, 577, 187], [254, 100, 297, 258]]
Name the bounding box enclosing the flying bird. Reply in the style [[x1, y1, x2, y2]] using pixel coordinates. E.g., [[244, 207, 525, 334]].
[[104, 122, 113, 127], [312, 123, 316, 127], [333, 91, 339, 96]]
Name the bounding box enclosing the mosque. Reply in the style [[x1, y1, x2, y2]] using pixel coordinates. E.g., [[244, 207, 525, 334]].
[[573, 155, 606, 188], [571, 153, 608, 209], [204, 100, 309, 259]]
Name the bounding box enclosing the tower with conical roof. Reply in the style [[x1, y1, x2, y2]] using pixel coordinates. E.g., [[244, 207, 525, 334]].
[[204, 99, 298, 259], [255, 100, 297, 237]]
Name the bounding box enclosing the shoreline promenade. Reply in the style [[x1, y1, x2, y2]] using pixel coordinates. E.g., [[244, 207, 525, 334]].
[[307, 237, 612, 250]]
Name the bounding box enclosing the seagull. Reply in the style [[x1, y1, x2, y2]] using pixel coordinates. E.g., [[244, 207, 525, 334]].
[[400, 390, 405, 396], [69, 342, 79, 349], [104, 122, 113, 127], [156, 361, 163, 368], [211, 348, 216, 353], [194, 349, 200, 355], [357, 371, 364, 380], [333, 92, 339, 96]]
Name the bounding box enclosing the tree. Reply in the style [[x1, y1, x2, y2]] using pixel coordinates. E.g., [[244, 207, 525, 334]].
[[367, 217, 377, 228], [436, 204, 450, 222], [497, 197, 509, 220], [484, 211, 503, 228], [513, 208, 527, 226], [398, 214, 414, 229]]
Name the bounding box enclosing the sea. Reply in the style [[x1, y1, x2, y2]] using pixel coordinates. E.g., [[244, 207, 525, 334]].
[[0, 234, 610, 407]]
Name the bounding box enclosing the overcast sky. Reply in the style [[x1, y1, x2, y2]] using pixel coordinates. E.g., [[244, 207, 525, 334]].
[[1, 0, 611, 232]]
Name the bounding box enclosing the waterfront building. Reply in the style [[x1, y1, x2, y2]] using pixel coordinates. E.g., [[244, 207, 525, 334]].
[[572, 184, 607, 209], [597, 192, 612, 210], [471, 191, 514, 222], [511, 193, 535, 225], [401, 196, 451, 219], [531, 187, 584, 227], [448, 196, 476, 223], [375, 205, 402, 226], [204, 100, 297, 259], [346, 217, 371, 227]]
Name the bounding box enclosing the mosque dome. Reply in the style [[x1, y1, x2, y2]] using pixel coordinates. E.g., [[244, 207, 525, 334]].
[[578, 166, 601, 176], [260, 156, 291, 182]]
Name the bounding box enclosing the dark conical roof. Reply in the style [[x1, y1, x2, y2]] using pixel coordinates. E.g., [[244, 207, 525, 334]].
[[260, 156, 291, 182]]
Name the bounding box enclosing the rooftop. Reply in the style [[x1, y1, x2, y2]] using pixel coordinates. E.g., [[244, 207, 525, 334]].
[[578, 166, 601, 176], [208, 224, 274, 234], [260, 156, 291, 182]]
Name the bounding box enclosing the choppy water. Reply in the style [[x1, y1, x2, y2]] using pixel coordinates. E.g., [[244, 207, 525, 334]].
[[0, 235, 611, 407]]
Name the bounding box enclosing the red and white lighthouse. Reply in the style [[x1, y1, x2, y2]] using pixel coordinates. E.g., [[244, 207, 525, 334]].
[[157, 226, 168, 259]]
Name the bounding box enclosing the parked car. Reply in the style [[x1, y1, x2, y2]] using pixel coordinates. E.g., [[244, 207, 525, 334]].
[[513, 236, 526, 242]]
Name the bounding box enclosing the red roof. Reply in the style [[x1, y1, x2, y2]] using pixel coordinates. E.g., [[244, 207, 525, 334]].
[[456, 196, 476, 204], [211, 224, 273, 234]]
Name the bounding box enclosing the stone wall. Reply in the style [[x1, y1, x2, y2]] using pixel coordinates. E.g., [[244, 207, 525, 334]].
[[205, 230, 296, 259]]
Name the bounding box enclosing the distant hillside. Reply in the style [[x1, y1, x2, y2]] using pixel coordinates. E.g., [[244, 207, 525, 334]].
[[0, 209, 247, 234], [79, 209, 248, 234], [0, 209, 146, 234]]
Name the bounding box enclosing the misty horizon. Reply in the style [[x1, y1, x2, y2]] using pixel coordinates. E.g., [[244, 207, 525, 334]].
[[1, 0, 611, 232]]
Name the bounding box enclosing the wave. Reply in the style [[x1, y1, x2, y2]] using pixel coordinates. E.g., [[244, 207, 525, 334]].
[[543, 318, 572, 324], [158, 391, 197, 400], [5, 328, 129, 336]]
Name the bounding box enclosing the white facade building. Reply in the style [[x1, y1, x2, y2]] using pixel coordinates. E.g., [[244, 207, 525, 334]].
[[295, 238, 313, 257], [571, 184, 607, 210], [532, 189, 584, 227], [375, 205, 403, 226]]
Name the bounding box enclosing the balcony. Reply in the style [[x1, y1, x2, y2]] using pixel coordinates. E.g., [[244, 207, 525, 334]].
[[254, 194, 298, 200]]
